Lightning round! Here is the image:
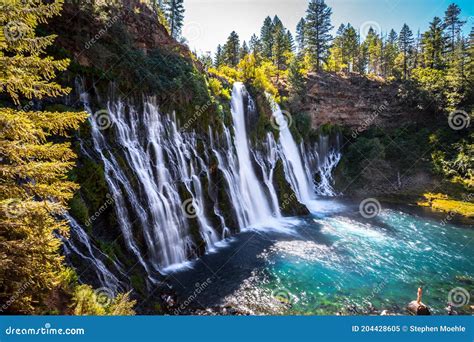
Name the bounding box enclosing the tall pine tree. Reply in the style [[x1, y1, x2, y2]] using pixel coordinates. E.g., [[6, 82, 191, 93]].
[[260, 16, 274, 59], [399, 23, 414, 79], [296, 18, 306, 53], [304, 0, 333, 71], [444, 3, 465, 56], [223, 31, 240, 67], [165, 0, 185, 39], [0, 0, 88, 313], [422, 17, 447, 69]]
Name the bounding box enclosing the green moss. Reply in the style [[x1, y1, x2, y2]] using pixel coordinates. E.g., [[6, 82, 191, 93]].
[[69, 194, 90, 228]]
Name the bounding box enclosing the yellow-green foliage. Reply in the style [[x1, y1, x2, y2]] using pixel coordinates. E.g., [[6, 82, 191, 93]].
[[0, 0, 88, 314], [71, 285, 136, 316], [208, 78, 230, 100], [208, 66, 239, 84], [326, 45, 347, 72], [418, 193, 474, 218]]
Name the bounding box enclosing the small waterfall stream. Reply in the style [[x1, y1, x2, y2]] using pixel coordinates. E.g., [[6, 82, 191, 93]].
[[68, 81, 341, 285]]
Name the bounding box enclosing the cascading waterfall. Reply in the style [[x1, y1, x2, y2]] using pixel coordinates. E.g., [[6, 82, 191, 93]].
[[269, 98, 341, 208], [67, 80, 341, 285], [269, 100, 315, 205], [229, 83, 276, 225], [61, 214, 126, 294]]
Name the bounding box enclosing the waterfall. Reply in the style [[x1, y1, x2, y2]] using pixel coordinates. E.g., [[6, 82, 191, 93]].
[[229, 83, 277, 226], [68, 80, 341, 281], [269, 98, 341, 209], [61, 214, 126, 294], [270, 100, 315, 205]]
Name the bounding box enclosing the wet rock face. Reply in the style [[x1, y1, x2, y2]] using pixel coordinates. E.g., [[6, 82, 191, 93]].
[[242, 88, 260, 133], [300, 72, 422, 129]]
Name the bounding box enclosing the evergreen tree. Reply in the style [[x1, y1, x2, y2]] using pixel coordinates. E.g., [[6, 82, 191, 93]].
[[399, 23, 414, 79], [342, 24, 359, 72], [215, 44, 224, 67], [0, 0, 88, 313], [364, 27, 383, 75], [165, 0, 185, 39], [272, 18, 289, 71], [304, 0, 334, 71], [249, 33, 263, 63], [223, 31, 240, 67], [240, 40, 250, 60], [327, 24, 345, 72], [260, 16, 274, 59], [288, 55, 307, 100], [422, 17, 447, 69], [286, 30, 295, 52], [384, 29, 399, 77], [444, 3, 465, 55], [296, 18, 306, 53]]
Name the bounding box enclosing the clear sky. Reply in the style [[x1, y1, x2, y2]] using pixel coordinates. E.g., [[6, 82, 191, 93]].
[[182, 0, 474, 55]]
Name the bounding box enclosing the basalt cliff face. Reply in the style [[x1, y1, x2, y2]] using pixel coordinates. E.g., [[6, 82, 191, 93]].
[[300, 72, 424, 130]]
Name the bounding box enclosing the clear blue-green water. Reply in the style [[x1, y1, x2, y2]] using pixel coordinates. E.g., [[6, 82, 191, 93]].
[[169, 201, 473, 315]]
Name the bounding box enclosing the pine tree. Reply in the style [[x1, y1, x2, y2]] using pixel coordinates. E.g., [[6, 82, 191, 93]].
[[364, 27, 382, 74], [399, 23, 414, 79], [240, 40, 250, 60], [249, 33, 263, 63], [422, 17, 447, 69], [223, 31, 240, 67], [327, 24, 345, 72], [0, 0, 88, 313], [342, 24, 359, 72], [165, 0, 185, 39], [296, 18, 306, 53], [384, 29, 399, 77], [260, 16, 274, 59], [304, 0, 334, 71], [444, 3, 465, 56], [445, 36, 468, 110], [272, 19, 289, 71], [288, 55, 307, 100], [286, 30, 295, 52], [215, 44, 224, 67]]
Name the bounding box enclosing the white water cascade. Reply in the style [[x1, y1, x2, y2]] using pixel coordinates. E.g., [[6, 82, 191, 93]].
[[229, 83, 277, 226], [270, 100, 315, 205], [269, 98, 341, 209], [61, 214, 126, 294], [67, 81, 341, 284]]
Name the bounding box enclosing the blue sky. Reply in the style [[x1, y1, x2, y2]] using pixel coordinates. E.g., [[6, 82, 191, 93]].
[[182, 0, 474, 54]]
